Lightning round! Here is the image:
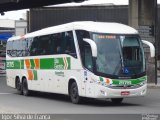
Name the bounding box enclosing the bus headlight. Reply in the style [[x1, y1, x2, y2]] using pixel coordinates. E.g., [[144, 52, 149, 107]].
[[141, 89, 146, 95], [139, 80, 147, 86], [103, 78, 113, 86], [100, 90, 107, 96], [91, 77, 112, 87]]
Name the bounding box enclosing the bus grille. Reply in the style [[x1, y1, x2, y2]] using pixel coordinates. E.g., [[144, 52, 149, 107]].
[[108, 84, 143, 89]]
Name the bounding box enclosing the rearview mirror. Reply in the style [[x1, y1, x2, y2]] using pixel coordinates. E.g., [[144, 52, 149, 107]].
[[83, 38, 97, 57], [142, 40, 155, 57]]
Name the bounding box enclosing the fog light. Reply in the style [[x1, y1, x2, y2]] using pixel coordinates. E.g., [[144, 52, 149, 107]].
[[104, 92, 107, 96], [100, 90, 107, 96], [141, 89, 146, 95], [140, 80, 147, 86]]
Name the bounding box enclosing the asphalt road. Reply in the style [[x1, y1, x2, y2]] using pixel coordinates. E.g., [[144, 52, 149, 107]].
[[0, 76, 160, 120]]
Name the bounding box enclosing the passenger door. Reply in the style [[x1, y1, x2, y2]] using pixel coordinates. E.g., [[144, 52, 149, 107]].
[[83, 42, 95, 97]]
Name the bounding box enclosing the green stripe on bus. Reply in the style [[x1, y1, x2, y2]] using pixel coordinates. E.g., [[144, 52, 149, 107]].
[[20, 60, 24, 69], [53, 58, 64, 70], [112, 76, 147, 85], [30, 59, 35, 69], [6, 57, 71, 70], [99, 77, 103, 82], [40, 58, 54, 69], [67, 57, 71, 69], [33, 70, 38, 80], [53, 57, 71, 70], [6, 60, 21, 69]]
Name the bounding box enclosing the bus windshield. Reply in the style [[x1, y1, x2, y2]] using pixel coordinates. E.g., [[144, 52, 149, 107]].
[[92, 33, 145, 78]]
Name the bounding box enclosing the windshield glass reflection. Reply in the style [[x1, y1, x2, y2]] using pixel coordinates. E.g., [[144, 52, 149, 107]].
[[92, 33, 145, 77]]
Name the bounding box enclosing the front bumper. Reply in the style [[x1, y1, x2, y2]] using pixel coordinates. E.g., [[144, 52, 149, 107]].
[[94, 84, 147, 98]]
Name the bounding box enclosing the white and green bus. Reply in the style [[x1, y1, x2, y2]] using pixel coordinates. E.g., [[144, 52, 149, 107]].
[[6, 21, 155, 104]]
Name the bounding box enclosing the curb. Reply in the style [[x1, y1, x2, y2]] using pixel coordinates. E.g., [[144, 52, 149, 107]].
[[147, 83, 160, 89]]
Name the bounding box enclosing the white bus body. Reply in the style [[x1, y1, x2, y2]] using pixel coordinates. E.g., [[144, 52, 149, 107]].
[[6, 21, 154, 104]]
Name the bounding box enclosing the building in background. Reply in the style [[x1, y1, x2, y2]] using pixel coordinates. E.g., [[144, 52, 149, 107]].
[[15, 19, 27, 36], [0, 18, 27, 76], [28, 4, 128, 32], [0, 19, 15, 75]]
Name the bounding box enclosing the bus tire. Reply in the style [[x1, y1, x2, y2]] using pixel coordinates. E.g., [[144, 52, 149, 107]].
[[69, 82, 81, 104], [22, 78, 30, 96], [111, 98, 123, 104], [15, 77, 23, 95]]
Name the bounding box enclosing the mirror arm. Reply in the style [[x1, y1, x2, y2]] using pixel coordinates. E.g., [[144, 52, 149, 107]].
[[83, 38, 97, 57], [142, 40, 155, 58]]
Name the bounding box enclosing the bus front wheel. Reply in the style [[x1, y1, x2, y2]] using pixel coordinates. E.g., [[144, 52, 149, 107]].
[[22, 78, 30, 96], [70, 82, 81, 104], [111, 98, 123, 104]]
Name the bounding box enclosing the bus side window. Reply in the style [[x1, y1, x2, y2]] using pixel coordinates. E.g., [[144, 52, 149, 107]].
[[53, 33, 62, 54], [76, 30, 90, 50], [84, 42, 93, 72], [49, 36, 55, 54], [25, 38, 33, 56], [52, 31, 77, 58], [38, 35, 51, 55], [30, 37, 39, 56], [29, 35, 55, 56], [12, 40, 18, 57], [64, 31, 77, 58], [6, 41, 13, 56], [7, 41, 18, 57], [76, 30, 91, 67]]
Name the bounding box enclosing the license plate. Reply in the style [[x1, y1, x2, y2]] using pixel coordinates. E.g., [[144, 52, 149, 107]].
[[121, 91, 130, 96]]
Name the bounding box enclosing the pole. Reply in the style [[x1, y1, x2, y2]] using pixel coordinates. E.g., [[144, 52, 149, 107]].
[[154, 0, 158, 85]]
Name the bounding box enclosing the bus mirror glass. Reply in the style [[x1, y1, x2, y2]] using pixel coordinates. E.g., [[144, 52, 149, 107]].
[[83, 38, 97, 57], [142, 40, 155, 58]]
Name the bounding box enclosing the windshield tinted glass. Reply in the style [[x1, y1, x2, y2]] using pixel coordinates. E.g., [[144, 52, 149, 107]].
[[93, 34, 121, 75], [121, 36, 145, 75], [92, 33, 145, 78]]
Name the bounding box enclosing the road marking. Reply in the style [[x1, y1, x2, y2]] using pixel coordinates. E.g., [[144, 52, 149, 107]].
[[0, 93, 12, 95]]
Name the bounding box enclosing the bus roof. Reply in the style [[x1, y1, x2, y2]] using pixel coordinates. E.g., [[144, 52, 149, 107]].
[[8, 21, 138, 41]]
